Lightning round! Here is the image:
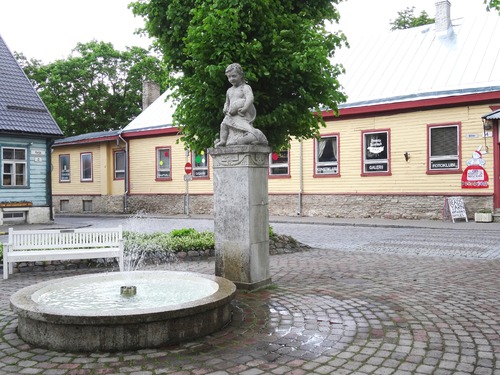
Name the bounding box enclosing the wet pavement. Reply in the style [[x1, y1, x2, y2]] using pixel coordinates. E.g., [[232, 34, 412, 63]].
[[0, 215, 499, 374]]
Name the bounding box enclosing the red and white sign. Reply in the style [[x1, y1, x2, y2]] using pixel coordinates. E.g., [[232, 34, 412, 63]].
[[184, 162, 193, 175]]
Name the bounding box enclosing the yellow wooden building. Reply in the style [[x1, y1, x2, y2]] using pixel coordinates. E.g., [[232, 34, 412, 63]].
[[51, 1, 500, 220]]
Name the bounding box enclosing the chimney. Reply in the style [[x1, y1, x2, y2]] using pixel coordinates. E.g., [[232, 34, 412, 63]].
[[435, 1, 452, 35], [142, 81, 160, 110]]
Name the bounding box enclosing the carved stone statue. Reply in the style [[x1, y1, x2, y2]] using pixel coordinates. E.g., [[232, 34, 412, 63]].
[[215, 63, 268, 147]]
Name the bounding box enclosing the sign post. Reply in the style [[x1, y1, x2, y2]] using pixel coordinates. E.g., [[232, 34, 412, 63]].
[[184, 162, 192, 216]]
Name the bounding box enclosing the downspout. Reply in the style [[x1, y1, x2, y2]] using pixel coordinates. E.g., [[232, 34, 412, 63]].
[[118, 131, 129, 213], [47, 139, 55, 221], [297, 140, 303, 216]]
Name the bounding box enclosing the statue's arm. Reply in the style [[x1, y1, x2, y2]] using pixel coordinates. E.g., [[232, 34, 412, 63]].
[[223, 91, 230, 115]]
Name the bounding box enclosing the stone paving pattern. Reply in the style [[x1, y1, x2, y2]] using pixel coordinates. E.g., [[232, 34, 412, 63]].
[[0, 216, 499, 374]]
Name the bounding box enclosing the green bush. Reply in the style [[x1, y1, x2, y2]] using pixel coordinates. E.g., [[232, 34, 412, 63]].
[[124, 228, 215, 254]]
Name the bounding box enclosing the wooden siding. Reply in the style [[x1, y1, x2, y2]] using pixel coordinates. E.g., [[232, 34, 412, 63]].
[[128, 136, 213, 195], [0, 136, 50, 206], [50, 103, 496, 202], [51, 141, 124, 196], [295, 105, 493, 195]]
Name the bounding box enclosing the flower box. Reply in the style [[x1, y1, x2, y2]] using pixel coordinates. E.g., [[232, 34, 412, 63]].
[[474, 212, 493, 223], [0, 201, 33, 208]]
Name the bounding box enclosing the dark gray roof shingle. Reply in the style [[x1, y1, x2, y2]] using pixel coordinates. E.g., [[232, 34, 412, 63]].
[[0, 34, 63, 137]]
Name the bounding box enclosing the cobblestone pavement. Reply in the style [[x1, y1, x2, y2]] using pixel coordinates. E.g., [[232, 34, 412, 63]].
[[0, 217, 499, 374]]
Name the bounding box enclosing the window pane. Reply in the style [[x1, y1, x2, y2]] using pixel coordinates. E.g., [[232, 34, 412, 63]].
[[157, 148, 171, 178], [14, 149, 26, 159], [431, 127, 457, 156], [270, 150, 289, 176], [3, 149, 13, 159], [114, 151, 125, 179], [81, 154, 92, 180], [193, 150, 208, 177], [363, 132, 389, 174], [316, 136, 338, 175], [60, 155, 70, 182]]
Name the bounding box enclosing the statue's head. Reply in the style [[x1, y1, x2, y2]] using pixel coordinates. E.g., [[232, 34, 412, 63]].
[[225, 63, 244, 77]]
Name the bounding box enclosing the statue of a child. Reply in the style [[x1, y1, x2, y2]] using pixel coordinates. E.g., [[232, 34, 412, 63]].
[[215, 63, 268, 147]]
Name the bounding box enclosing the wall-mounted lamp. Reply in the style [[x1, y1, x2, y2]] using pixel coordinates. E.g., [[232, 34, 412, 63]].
[[483, 118, 493, 131], [404, 152, 410, 162]]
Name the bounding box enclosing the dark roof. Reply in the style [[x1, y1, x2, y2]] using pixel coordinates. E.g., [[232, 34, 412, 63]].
[[53, 130, 121, 146], [0, 34, 63, 137]]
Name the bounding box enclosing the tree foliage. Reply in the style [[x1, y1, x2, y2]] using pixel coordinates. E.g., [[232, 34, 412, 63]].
[[17, 41, 167, 136], [130, 0, 347, 151], [485, 0, 500, 12], [390, 7, 435, 30]]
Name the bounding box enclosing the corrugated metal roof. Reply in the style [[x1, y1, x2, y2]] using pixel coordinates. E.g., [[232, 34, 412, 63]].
[[334, 11, 500, 108], [483, 109, 500, 120], [0, 34, 63, 137], [122, 91, 175, 133]]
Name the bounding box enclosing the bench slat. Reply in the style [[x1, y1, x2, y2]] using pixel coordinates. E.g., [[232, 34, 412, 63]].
[[3, 226, 124, 280]]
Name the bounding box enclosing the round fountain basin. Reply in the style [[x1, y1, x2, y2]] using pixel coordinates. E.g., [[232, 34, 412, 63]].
[[10, 271, 236, 352]]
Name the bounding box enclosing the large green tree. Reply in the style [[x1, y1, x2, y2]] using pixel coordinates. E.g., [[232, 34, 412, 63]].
[[485, 0, 500, 12], [130, 0, 347, 151], [390, 7, 435, 30], [17, 41, 167, 136]]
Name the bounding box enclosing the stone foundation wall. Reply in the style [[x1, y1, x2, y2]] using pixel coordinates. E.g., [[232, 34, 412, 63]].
[[52, 193, 493, 220], [53, 195, 125, 214], [272, 194, 492, 220]]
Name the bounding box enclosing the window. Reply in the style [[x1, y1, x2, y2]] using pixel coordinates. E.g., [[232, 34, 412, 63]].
[[59, 154, 70, 182], [114, 150, 125, 180], [83, 200, 93, 212], [80, 153, 93, 182], [2, 147, 27, 187], [156, 147, 171, 179], [428, 124, 460, 172], [270, 150, 290, 176], [362, 130, 390, 175], [192, 149, 208, 178], [2, 211, 25, 222], [315, 135, 339, 176], [60, 200, 69, 212]]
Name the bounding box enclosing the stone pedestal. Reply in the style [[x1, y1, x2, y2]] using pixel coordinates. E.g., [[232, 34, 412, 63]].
[[209, 145, 272, 290]]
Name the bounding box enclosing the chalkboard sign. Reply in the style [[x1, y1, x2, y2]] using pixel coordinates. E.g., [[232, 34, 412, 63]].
[[443, 197, 468, 222]]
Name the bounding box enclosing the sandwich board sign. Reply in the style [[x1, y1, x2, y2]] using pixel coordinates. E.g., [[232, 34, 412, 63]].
[[443, 197, 468, 223]]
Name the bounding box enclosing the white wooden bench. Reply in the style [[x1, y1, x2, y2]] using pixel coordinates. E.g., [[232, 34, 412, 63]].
[[3, 226, 124, 280]]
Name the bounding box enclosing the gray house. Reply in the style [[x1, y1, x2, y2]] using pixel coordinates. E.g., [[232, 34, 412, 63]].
[[0, 35, 63, 224]]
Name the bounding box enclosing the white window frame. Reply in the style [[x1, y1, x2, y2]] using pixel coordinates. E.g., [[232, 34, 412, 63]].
[[59, 154, 70, 182], [315, 135, 339, 176], [362, 130, 390, 175], [428, 124, 460, 172], [2, 147, 27, 187], [269, 150, 290, 177], [114, 150, 125, 180], [192, 149, 209, 178], [156, 147, 171, 179], [80, 152, 93, 182]]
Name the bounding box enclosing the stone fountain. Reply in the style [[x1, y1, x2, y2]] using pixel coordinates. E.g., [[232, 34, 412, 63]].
[[10, 271, 236, 352]]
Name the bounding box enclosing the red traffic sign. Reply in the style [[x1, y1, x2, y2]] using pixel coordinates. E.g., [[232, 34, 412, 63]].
[[184, 162, 193, 174]]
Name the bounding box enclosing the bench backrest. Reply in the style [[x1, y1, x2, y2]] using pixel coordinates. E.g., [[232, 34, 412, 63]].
[[8, 226, 123, 251]]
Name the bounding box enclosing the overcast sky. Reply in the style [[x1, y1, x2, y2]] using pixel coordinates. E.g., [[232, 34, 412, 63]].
[[0, 0, 489, 63]]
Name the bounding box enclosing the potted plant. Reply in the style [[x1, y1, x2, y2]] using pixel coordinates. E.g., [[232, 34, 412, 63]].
[[474, 208, 493, 223]]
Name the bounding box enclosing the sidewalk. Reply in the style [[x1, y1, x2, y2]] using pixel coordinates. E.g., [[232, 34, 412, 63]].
[[1, 213, 499, 234]]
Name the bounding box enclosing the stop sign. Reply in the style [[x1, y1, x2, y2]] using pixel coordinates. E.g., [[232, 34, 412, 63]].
[[184, 162, 193, 174]]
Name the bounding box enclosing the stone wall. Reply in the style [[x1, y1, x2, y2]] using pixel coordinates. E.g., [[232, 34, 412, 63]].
[[52, 193, 492, 220], [53, 195, 125, 214]]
